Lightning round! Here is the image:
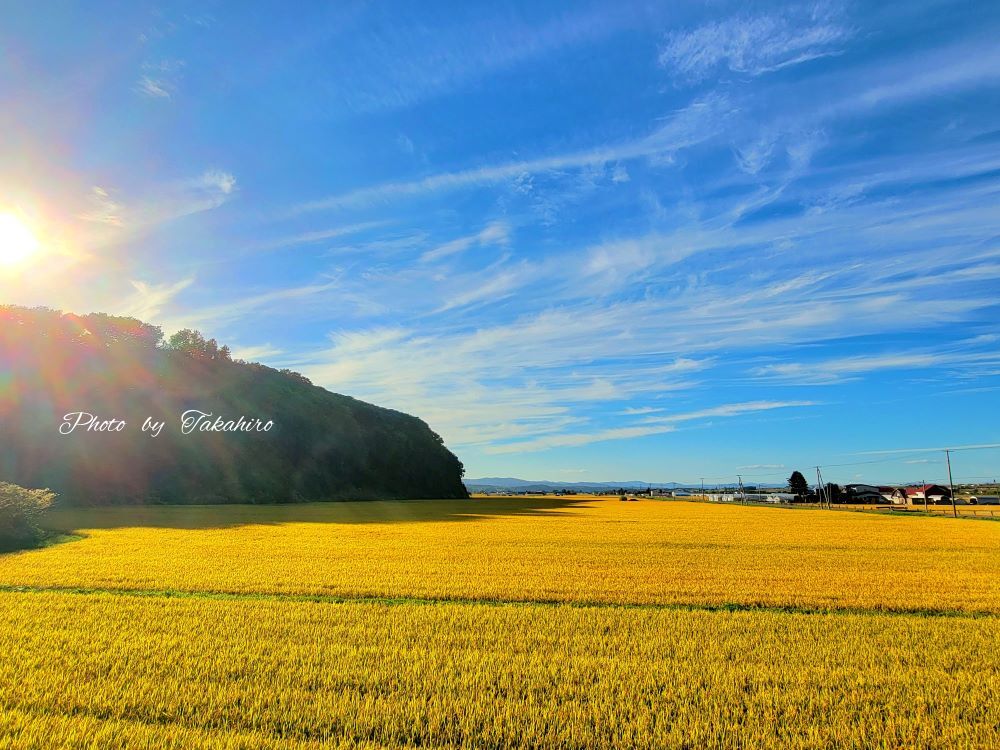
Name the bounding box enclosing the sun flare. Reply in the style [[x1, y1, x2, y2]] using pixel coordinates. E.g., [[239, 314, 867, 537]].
[[0, 212, 40, 267]]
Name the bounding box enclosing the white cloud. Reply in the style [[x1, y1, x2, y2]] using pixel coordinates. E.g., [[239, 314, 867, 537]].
[[287, 93, 731, 214], [486, 423, 679, 453], [197, 170, 236, 195], [77, 187, 125, 226], [753, 350, 1000, 385], [76, 170, 238, 237], [486, 400, 815, 454], [859, 443, 1000, 456], [420, 220, 510, 263], [659, 7, 849, 84], [136, 60, 184, 99], [253, 221, 388, 252], [734, 133, 777, 175], [276, 172, 1000, 453], [639, 400, 818, 426], [434, 264, 529, 312], [136, 75, 173, 98], [118, 277, 195, 321], [228, 343, 283, 362]]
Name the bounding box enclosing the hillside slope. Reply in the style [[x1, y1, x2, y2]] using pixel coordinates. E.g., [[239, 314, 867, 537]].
[[0, 306, 468, 504]]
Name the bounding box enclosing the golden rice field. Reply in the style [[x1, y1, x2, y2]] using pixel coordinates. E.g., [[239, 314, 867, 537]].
[[1, 497, 998, 612], [0, 497, 998, 748], [2, 591, 999, 749]]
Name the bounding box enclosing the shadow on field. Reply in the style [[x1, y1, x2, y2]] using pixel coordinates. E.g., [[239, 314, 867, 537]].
[[41, 496, 595, 532]]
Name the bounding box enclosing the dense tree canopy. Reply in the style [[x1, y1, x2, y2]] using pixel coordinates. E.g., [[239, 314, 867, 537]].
[[787, 471, 809, 498], [0, 481, 55, 551], [0, 305, 468, 504]]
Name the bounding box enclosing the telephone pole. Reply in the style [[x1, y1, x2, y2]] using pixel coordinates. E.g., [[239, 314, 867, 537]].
[[945, 449, 957, 518]]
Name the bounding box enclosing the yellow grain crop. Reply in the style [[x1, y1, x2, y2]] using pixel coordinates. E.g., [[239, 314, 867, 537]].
[[1, 591, 998, 749], [0, 498, 997, 612]]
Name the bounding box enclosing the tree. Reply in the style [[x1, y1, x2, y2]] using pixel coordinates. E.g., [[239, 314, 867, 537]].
[[787, 471, 809, 498], [0, 482, 56, 551], [81, 313, 163, 348], [167, 329, 227, 361]]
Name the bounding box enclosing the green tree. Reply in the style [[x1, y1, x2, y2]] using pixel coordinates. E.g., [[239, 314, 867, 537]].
[[787, 471, 809, 498], [0, 482, 56, 551], [167, 329, 227, 360]]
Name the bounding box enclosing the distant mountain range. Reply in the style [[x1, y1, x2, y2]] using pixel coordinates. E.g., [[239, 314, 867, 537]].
[[465, 477, 691, 493], [465, 477, 785, 493]]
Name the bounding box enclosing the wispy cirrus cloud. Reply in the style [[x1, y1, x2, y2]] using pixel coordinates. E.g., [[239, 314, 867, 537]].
[[659, 6, 849, 84], [76, 169, 237, 236], [858, 443, 1000, 456], [287, 92, 732, 214], [753, 349, 1000, 385], [118, 277, 195, 321], [420, 220, 510, 263], [77, 187, 125, 226], [485, 401, 816, 454], [227, 343, 283, 362], [136, 60, 185, 99], [252, 221, 389, 253]]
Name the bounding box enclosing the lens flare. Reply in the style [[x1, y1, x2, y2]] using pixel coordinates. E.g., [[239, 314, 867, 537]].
[[0, 213, 40, 266]]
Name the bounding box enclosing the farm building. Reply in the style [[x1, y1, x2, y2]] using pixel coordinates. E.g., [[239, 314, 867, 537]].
[[970, 495, 1000, 505], [763, 493, 797, 503], [843, 484, 885, 503], [892, 484, 952, 505]]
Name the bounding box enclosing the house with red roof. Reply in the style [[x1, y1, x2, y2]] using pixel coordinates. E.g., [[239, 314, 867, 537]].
[[891, 484, 952, 505]]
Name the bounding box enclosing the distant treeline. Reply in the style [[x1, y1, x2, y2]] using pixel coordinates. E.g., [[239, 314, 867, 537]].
[[0, 305, 468, 504]]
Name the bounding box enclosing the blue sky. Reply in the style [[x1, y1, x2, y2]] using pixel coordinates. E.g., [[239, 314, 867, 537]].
[[1, 0, 999, 485]]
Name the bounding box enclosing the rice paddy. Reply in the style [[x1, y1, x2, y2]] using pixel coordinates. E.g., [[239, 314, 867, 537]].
[[0, 497, 997, 748]]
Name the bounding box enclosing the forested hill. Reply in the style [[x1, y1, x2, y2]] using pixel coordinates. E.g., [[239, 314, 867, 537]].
[[0, 305, 468, 504]]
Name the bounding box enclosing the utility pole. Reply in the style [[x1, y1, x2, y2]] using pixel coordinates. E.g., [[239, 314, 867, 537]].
[[922, 478, 928, 514], [701, 478, 705, 500], [815, 466, 825, 509], [737, 474, 745, 504], [945, 449, 957, 518]]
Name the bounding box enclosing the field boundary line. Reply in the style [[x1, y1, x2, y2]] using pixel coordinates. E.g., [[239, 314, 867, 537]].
[[0, 584, 997, 620]]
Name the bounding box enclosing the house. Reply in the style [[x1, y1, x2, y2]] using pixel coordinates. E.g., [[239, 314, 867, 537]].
[[892, 484, 952, 505], [764, 493, 797, 503], [843, 484, 885, 503], [878, 486, 898, 503]]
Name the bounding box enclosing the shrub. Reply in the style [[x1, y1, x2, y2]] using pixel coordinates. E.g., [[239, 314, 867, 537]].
[[0, 482, 56, 551]]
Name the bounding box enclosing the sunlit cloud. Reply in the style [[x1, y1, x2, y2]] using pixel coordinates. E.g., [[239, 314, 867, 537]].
[[118, 277, 195, 321]]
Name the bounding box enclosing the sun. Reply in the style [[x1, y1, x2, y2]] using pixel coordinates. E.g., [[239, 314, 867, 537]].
[[0, 212, 41, 267]]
